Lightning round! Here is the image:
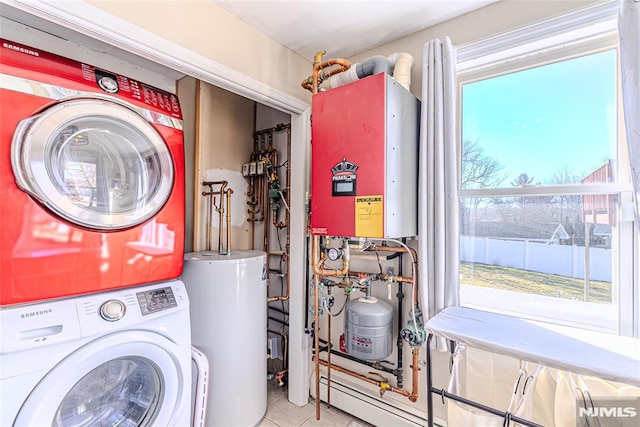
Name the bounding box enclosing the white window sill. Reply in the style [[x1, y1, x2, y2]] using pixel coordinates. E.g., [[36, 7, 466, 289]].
[[424, 306, 640, 387], [461, 284, 618, 333]]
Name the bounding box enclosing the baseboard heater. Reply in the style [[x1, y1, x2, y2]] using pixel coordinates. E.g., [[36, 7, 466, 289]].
[[313, 376, 445, 427]]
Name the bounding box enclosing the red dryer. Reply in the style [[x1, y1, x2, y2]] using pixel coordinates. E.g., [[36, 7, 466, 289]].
[[0, 39, 185, 306]]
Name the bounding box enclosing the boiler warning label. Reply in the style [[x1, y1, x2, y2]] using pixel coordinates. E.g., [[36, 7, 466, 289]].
[[355, 195, 383, 238]]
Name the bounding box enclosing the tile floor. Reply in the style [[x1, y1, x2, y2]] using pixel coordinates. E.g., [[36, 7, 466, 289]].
[[259, 382, 374, 427]]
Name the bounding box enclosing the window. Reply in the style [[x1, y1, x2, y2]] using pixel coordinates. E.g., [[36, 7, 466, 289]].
[[456, 3, 636, 335]]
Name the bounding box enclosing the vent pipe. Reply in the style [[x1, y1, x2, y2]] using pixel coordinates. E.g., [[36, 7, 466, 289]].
[[325, 53, 414, 91], [325, 55, 389, 89], [388, 52, 414, 91]]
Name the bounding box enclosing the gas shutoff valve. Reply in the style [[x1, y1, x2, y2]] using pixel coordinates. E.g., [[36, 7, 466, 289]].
[[400, 306, 426, 348]]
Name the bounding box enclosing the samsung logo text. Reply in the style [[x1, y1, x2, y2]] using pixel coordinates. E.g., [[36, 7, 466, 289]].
[[21, 309, 53, 319]]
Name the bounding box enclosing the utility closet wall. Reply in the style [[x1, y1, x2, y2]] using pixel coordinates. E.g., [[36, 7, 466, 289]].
[[254, 105, 293, 376], [192, 83, 255, 252], [176, 76, 197, 254]]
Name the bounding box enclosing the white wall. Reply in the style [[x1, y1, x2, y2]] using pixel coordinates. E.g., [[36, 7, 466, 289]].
[[194, 83, 255, 252], [86, 0, 312, 104], [348, 0, 601, 99]]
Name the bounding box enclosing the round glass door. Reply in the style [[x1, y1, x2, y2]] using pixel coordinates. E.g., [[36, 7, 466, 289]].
[[11, 98, 174, 230], [54, 357, 162, 427], [15, 331, 186, 427]]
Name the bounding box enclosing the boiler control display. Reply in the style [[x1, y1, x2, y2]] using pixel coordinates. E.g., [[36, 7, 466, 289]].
[[331, 157, 358, 197], [136, 287, 177, 315], [334, 181, 354, 194]]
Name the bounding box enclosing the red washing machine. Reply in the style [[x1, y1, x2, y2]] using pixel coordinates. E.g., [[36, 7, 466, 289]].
[[0, 39, 185, 306]]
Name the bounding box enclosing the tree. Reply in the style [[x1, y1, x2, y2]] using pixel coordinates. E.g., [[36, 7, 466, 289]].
[[548, 165, 583, 225], [511, 173, 535, 187], [460, 139, 505, 232], [461, 139, 505, 189], [510, 173, 536, 221]]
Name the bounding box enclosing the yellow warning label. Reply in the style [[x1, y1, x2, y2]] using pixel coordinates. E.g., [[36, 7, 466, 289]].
[[355, 195, 383, 238]]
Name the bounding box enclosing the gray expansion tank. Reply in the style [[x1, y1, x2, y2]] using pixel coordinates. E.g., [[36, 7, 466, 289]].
[[344, 297, 393, 361]]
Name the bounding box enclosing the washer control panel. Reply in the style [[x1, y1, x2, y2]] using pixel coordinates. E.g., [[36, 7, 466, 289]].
[[99, 300, 126, 321], [136, 286, 177, 315]]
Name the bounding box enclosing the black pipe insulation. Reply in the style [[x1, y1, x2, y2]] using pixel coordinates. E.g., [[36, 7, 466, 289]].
[[385, 251, 402, 261], [269, 306, 289, 316], [396, 237, 406, 388], [254, 123, 290, 135]]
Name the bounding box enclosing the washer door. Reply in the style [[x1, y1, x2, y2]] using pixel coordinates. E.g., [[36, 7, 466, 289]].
[[14, 331, 188, 427], [11, 98, 174, 230]]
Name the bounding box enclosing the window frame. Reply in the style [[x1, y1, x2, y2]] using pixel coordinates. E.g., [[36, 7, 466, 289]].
[[455, 1, 637, 336]]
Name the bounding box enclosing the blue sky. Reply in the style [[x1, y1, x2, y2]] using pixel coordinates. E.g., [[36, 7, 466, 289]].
[[461, 49, 617, 187]]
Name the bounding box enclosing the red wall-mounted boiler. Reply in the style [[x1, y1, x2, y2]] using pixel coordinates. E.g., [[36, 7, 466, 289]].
[[310, 72, 420, 238]]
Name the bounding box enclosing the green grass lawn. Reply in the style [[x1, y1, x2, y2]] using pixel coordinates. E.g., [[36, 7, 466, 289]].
[[460, 262, 612, 304]]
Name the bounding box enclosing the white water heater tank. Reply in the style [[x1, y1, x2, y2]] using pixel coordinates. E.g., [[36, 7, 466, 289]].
[[345, 297, 393, 361], [182, 251, 267, 427]]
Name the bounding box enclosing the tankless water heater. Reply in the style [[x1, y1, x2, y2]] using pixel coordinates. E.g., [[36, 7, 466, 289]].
[[311, 72, 419, 238]]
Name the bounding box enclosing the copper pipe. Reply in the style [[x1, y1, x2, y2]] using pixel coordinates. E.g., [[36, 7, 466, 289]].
[[202, 181, 228, 253], [206, 187, 213, 251], [225, 188, 233, 253], [311, 235, 348, 421], [250, 216, 255, 250], [284, 126, 291, 302], [273, 126, 291, 230], [247, 176, 262, 215], [267, 126, 291, 302], [263, 172, 269, 251], [345, 271, 414, 305], [359, 245, 419, 306], [301, 58, 351, 93], [317, 359, 411, 398], [267, 249, 290, 303], [303, 53, 348, 422], [313, 50, 326, 66], [285, 125, 291, 228], [311, 236, 349, 277], [264, 173, 270, 298], [409, 348, 420, 402], [348, 271, 413, 284], [301, 50, 351, 93], [327, 307, 331, 409], [247, 175, 256, 198], [314, 273, 320, 421]]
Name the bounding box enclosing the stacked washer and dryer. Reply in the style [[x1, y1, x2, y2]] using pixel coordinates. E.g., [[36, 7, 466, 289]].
[[0, 39, 193, 426]]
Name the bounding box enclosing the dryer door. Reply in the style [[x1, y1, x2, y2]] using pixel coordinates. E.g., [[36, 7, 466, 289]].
[[11, 98, 174, 231], [14, 331, 188, 426]]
